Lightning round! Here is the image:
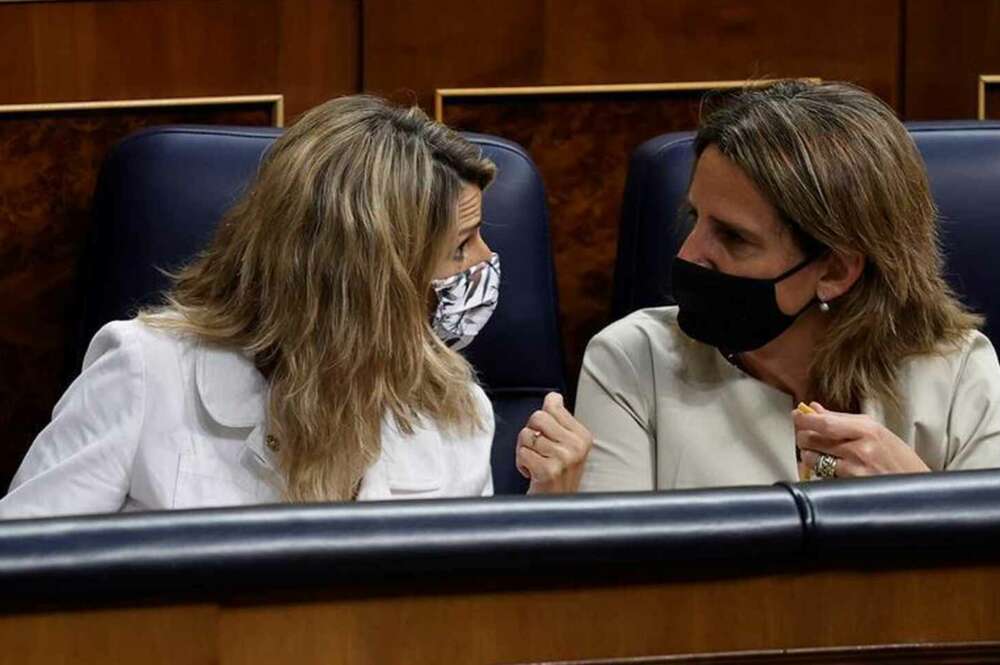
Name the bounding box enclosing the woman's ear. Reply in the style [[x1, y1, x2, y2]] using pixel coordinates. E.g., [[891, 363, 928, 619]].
[[816, 249, 865, 302]]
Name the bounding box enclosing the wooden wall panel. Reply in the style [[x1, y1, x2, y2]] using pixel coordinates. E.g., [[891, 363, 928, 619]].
[[0, 604, 218, 665], [216, 563, 1000, 662], [364, 0, 902, 111], [7, 562, 1000, 664], [904, 0, 1000, 119], [365, 0, 901, 387], [0, 0, 360, 120]]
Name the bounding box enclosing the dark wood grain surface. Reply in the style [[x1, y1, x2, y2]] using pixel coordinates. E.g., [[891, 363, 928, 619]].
[[904, 0, 1000, 119], [363, 0, 901, 110], [0, 0, 360, 121], [4, 563, 1000, 664]]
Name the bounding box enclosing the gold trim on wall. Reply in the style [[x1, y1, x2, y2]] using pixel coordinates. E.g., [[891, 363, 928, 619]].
[[434, 79, 821, 123], [978, 75, 1000, 120], [0, 95, 285, 127]]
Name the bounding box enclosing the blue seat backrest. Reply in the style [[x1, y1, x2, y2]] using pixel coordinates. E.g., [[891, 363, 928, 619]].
[[612, 121, 1000, 349], [78, 126, 565, 495]]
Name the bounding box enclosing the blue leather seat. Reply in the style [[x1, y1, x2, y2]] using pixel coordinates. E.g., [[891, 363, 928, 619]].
[[612, 121, 1000, 349], [77, 126, 565, 494]]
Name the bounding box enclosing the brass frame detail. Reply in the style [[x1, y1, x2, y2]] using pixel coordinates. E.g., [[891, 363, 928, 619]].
[[978, 75, 1000, 120], [434, 79, 821, 123], [0, 94, 285, 127]]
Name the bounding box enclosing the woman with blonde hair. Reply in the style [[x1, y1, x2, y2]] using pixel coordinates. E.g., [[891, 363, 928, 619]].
[[1, 95, 591, 517], [576, 80, 1000, 490]]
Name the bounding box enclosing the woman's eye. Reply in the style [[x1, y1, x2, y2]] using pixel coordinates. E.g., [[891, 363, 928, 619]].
[[718, 226, 746, 245]]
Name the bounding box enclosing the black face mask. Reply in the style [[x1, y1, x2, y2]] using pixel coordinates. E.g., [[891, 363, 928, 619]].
[[671, 255, 819, 354]]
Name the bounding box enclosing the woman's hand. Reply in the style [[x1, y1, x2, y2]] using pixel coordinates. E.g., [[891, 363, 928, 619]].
[[793, 402, 930, 478], [516, 392, 593, 494]]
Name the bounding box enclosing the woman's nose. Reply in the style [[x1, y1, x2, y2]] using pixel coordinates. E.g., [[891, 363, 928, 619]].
[[466, 233, 493, 270], [676, 220, 710, 267]]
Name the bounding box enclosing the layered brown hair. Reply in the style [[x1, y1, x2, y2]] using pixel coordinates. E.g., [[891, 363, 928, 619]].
[[144, 95, 496, 501], [694, 80, 980, 411]]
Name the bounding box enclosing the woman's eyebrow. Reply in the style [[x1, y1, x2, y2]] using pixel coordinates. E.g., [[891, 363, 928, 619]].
[[457, 220, 482, 239], [686, 197, 760, 240], [712, 216, 763, 243]]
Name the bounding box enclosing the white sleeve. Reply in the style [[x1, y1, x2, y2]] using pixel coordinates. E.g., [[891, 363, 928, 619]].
[[478, 387, 495, 497], [946, 333, 1000, 470], [575, 331, 656, 492], [0, 322, 146, 519], [481, 470, 494, 497]]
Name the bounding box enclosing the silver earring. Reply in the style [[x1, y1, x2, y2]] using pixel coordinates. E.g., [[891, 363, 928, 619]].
[[819, 300, 830, 313]]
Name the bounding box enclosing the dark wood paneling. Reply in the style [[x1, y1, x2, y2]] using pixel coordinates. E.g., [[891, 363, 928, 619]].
[[364, 0, 901, 110], [0, 604, 218, 665], [0, 102, 277, 490], [530, 642, 1000, 664], [904, 0, 1000, 119], [365, 0, 902, 387], [0, 0, 360, 120], [363, 0, 546, 108], [277, 0, 361, 118], [211, 564, 1000, 663], [6, 563, 1000, 664]]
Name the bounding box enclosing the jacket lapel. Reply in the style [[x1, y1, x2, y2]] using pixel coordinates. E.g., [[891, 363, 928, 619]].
[[194, 343, 278, 475]]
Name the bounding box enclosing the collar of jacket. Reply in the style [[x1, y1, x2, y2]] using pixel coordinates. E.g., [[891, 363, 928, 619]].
[[195, 342, 267, 428], [194, 342, 280, 474]]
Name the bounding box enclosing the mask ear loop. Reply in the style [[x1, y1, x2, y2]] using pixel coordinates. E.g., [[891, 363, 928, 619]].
[[772, 249, 830, 317], [770, 252, 820, 283]]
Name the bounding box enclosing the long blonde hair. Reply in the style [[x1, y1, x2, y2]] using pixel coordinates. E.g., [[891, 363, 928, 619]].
[[144, 95, 496, 501], [695, 80, 981, 411]]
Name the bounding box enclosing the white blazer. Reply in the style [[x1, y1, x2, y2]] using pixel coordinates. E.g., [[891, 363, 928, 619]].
[[0, 320, 494, 519]]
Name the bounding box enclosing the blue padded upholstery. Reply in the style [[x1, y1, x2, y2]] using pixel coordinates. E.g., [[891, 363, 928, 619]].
[[779, 468, 1000, 557], [0, 484, 805, 604], [612, 121, 1000, 349], [77, 126, 565, 494], [6, 469, 1000, 607]]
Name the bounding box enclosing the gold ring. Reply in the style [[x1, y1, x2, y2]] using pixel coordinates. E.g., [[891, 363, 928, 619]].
[[814, 453, 839, 480]]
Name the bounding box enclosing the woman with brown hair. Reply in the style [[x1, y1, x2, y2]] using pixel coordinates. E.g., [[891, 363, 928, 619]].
[[1, 95, 591, 517], [577, 80, 1000, 490]]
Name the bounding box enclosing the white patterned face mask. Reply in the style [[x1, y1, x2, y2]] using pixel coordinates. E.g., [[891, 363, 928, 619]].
[[431, 253, 501, 351]]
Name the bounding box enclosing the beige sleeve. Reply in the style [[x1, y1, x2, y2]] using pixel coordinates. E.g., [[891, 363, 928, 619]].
[[946, 334, 1000, 470], [575, 330, 656, 492]]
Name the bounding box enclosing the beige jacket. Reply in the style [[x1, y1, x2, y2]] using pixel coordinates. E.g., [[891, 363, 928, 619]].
[[576, 306, 1000, 491]]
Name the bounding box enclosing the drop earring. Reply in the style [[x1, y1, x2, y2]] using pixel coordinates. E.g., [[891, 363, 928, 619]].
[[818, 299, 830, 313]]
